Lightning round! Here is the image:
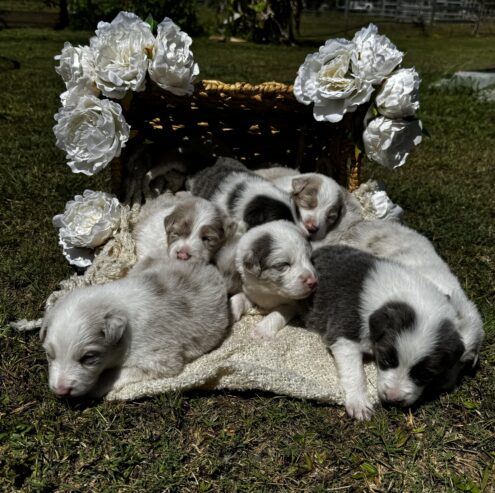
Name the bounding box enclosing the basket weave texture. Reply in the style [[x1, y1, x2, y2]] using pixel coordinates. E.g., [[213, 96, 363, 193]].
[[112, 79, 362, 197]]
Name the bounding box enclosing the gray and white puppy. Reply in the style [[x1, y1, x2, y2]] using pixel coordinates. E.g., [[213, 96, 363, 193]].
[[134, 193, 237, 263], [304, 245, 472, 421], [41, 257, 230, 398], [232, 220, 317, 337], [187, 157, 305, 234], [319, 219, 484, 367]]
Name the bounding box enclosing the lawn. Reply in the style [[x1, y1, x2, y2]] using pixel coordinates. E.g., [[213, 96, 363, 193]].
[[0, 11, 494, 492]]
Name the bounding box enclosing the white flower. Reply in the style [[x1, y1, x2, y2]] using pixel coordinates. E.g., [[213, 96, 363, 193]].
[[55, 42, 99, 105], [53, 95, 130, 175], [55, 42, 96, 88], [363, 116, 423, 169], [351, 24, 403, 84], [53, 190, 122, 268], [148, 17, 200, 96], [90, 11, 155, 99], [294, 38, 374, 123], [370, 190, 404, 221], [60, 76, 100, 107], [376, 68, 420, 119]]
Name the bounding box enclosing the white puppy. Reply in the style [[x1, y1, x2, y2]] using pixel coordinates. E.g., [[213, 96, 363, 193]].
[[304, 246, 475, 420], [188, 158, 305, 234], [320, 219, 484, 366], [41, 257, 230, 398], [134, 193, 236, 263], [232, 220, 317, 337]]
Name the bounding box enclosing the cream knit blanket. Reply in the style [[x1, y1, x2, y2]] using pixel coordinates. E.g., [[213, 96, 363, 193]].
[[13, 181, 395, 404]]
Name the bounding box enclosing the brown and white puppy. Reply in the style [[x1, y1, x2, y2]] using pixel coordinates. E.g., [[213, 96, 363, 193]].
[[41, 257, 230, 398], [134, 193, 237, 263], [271, 172, 344, 241], [232, 220, 317, 337]]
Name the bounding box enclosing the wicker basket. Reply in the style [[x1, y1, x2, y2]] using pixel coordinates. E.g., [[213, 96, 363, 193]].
[[111, 79, 363, 199]]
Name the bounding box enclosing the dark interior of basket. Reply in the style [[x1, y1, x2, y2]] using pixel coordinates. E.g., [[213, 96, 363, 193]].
[[114, 84, 360, 200]]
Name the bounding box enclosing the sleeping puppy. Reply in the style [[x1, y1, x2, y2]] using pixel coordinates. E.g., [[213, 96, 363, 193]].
[[232, 220, 317, 337], [40, 257, 230, 398], [134, 193, 237, 262], [271, 172, 344, 241], [187, 157, 305, 234], [304, 245, 471, 420], [320, 219, 484, 367]]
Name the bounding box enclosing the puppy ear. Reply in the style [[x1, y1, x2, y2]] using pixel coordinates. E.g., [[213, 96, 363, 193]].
[[292, 176, 310, 196], [103, 310, 127, 346], [439, 320, 465, 366], [243, 251, 261, 277], [163, 210, 176, 234], [224, 218, 238, 240], [326, 201, 342, 229], [369, 301, 416, 342]]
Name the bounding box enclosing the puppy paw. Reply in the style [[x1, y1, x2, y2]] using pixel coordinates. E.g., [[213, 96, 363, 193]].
[[344, 397, 374, 421], [252, 321, 278, 339], [229, 293, 252, 323]]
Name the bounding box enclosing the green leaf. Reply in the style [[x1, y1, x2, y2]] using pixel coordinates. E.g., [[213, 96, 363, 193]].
[[145, 14, 157, 32]]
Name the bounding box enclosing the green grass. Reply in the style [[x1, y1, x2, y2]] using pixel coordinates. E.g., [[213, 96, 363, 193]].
[[1, 14, 494, 492]]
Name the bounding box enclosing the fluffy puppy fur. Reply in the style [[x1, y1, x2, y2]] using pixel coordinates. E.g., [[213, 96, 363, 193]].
[[304, 245, 470, 420], [40, 257, 230, 398], [232, 220, 317, 337], [319, 219, 484, 367], [133, 193, 236, 263], [271, 172, 344, 241], [187, 157, 304, 234]]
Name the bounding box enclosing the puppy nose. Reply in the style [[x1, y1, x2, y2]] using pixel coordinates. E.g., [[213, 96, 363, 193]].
[[302, 274, 318, 290], [382, 389, 404, 404], [176, 249, 191, 261], [304, 220, 319, 233], [53, 384, 72, 397]]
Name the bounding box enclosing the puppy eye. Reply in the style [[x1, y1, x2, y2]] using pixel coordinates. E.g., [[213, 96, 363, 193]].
[[79, 352, 100, 366], [202, 236, 217, 245], [272, 262, 291, 272]]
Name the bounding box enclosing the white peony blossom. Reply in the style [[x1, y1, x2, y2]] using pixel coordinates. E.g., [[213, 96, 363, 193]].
[[294, 38, 374, 123], [53, 95, 130, 175], [53, 190, 122, 268], [90, 11, 155, 99], [375, 68, 420, 119], [370, 190, 404, 221], [351, 24, 403, 85], [55, 42, 96, 88], [363, 116, 423, 169], [55, 42, 99, 105], [148, 17, 200, 96], [60, 76, 100, 107]]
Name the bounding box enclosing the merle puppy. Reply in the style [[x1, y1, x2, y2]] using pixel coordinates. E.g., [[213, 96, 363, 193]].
[[187, 157, 304, 233], [303, 245, 474, 421]]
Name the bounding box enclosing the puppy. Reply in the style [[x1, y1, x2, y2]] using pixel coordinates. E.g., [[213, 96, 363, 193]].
[[232, 220, 317, 337], [271, 172, 344, 241], [304, 245, 472, 420], [41, 257, 230, 398], [320, 219, 484, 367], [187, 157, 304, 234], [134, 193, 237, 262]]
